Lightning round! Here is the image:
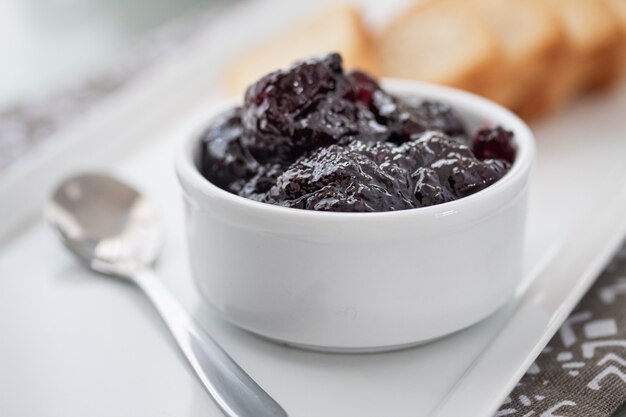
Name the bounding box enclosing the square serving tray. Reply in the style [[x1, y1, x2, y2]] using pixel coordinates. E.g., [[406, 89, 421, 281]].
[[1, 1, 626, 416]]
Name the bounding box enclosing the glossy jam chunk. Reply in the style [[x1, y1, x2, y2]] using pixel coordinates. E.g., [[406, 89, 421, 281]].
[[199, 54, 515, 212]]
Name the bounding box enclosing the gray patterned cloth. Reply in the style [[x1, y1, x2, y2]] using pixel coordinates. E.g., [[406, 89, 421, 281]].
[[0, 8, 624, 417], [496, 245, 626, 417]]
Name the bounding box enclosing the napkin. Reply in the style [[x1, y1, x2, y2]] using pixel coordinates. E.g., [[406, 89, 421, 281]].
[[496, 245, 626, 417]]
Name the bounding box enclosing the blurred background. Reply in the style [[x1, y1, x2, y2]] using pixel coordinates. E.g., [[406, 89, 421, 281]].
[[0, 0, 216, 106]]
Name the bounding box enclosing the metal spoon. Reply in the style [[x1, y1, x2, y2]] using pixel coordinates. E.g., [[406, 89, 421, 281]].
[[45, 173, 287, 417]]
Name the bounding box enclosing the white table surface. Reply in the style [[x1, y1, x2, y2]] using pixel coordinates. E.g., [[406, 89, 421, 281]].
[[1, 0, 626, 416]]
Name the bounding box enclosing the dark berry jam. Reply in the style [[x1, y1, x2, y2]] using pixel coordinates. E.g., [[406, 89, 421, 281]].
[[200, 53, 515, 212]]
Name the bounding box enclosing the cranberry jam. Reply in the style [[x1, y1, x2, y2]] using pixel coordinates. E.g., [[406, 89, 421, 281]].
[[200, 53, 515, 212]]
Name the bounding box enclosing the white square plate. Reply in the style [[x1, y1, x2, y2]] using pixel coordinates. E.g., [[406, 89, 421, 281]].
[[1, 1, 625, 415]]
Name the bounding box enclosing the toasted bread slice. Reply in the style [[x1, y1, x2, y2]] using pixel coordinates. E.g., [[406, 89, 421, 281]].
[[223, 5, 378, 96], [555, 0, 624, 88], [470, 0, 565, 109], [376, 0, 500, 92], [520, 0, 624, 119], [607, 0, 626, 27], [605, 0, 626, 64]]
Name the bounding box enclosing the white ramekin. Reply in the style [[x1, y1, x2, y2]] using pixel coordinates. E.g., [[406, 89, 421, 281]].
[[175, 79, 535, 352]]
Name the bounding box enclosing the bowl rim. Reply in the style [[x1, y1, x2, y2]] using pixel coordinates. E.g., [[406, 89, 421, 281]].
[[175, 78, 535, 221]]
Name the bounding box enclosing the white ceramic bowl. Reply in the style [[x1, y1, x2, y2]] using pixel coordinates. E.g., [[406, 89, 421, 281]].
[[175, 79, 535, 352]]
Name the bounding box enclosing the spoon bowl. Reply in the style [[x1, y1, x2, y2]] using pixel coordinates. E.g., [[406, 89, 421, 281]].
[[46, 174, 161, 274]]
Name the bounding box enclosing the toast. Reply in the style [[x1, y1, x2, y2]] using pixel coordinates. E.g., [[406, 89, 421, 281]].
[[469, 0, 565, 109], [376, 0, 500, 93], [555, 0, 624, 89], [608, 0, 626, 30], [223, 5, 378, 96], [520, 0, 624, 119], [605, 0, 626, 65]]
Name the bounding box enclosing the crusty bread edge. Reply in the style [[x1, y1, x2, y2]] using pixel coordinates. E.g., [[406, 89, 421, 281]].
[[375, 0, 502, 94]]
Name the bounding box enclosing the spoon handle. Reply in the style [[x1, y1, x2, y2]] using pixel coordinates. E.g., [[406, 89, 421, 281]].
[[131, 267, 288, 417]]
